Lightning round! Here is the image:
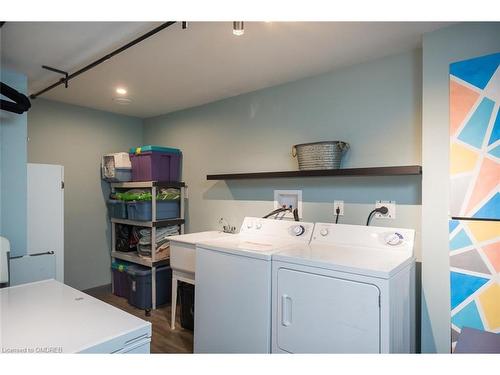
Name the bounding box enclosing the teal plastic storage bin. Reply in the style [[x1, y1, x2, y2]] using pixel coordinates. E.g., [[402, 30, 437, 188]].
[[129, 145, 181, 154], [127, 200, 180, 221], [107, 200, 127, 219]]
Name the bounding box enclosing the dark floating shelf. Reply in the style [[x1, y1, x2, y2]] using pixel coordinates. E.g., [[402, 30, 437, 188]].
[[207, 165, 422, 180]]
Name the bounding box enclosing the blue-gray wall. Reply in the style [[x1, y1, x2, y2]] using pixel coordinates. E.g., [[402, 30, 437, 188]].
[[26, 49, 424, 294], [0, 69, 28, 258], [28, 99, 143, 290], [421, 22, 500, 354], [143, 48, 424, 350], [143, 48, 423, 255]]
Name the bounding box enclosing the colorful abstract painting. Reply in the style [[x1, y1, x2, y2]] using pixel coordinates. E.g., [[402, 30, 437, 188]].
[[449, 52, 500, 352], [449, 52, 500, 220], [449, 219, 500, 350]]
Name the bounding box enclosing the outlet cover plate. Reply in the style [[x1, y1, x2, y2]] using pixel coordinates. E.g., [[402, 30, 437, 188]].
[[375, 200, 396, 219], [274, 190, 302, 219], [333, 200, 344, 216]]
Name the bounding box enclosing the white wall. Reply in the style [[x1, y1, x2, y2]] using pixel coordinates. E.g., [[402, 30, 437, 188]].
[[421, 22, 500, 353], [28, 99, 143, 290]]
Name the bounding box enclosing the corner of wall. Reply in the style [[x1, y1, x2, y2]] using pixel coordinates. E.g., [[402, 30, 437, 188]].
[[0, 68, 28, 257]]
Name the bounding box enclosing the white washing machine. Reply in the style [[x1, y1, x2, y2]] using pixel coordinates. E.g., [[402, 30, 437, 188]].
[[168, 231, 233, 329], [271, 223, 416, 353], [194, 217, 314, 353]]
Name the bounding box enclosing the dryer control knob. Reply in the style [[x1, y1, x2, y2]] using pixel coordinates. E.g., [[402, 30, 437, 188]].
[[246, 222, 253, 229], [255, 222, 262, 230], [292, 225, 306, 236], [320, 228, 329, 237], [385, 232, 404, 246]]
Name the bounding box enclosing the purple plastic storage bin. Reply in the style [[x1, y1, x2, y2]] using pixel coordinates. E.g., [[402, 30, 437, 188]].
[[112, 260, 132, 298], [130, 150, 182, 182]]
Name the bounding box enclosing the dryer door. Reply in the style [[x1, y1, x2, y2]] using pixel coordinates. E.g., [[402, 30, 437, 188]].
[[276, 268, 380, 353]]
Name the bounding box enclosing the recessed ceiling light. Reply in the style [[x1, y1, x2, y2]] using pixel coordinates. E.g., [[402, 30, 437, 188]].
[[115, 87, 127, 95], [233, 21, 244, 36], [113, 97, 132, 105]]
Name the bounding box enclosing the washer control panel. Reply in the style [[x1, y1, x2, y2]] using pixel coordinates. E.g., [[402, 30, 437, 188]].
[[290, 225, 306, 237], [319, 228, 329, 237], [240, 217, 314, 241]]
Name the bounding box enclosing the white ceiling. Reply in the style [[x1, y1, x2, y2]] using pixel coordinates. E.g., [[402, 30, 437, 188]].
[[1, 22, 450, 118]]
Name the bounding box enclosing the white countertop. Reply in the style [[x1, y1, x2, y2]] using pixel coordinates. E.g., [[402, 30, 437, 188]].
[[0, 279, 151, 353], [168, 231, 233, 245]]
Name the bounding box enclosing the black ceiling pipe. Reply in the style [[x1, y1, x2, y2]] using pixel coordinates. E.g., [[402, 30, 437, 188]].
[[30, 21, 177, 99]]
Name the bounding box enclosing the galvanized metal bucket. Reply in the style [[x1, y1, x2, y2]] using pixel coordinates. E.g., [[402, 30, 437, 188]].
[[292, 141, 350, 170]]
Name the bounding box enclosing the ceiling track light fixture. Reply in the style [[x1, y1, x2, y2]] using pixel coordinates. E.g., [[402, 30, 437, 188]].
[[233, 21, 244, 36]]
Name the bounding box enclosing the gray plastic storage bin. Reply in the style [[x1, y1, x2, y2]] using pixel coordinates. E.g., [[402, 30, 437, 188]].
[[113, 167, 132, 182], [107, 200, 127, 219], [102, 167, 132, 182], [127, 200, 180, 221], [127, 264, 172, 310]]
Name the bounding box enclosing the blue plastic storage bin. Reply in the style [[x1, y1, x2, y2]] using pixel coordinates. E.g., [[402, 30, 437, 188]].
[[107, 199, 128, 219], [127, 264, 172, 310], [127, 200, 180, 221]]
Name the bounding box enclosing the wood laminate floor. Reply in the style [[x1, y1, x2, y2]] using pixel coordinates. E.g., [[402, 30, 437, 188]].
[[84, 285, 193, 353]]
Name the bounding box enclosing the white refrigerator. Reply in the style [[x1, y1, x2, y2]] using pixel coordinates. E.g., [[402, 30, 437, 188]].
[[9, 163, 64, 285]]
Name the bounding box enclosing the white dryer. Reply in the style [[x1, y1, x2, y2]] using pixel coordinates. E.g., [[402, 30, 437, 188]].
[[271, 223, 416, 353], [194, 217, 314, 353]]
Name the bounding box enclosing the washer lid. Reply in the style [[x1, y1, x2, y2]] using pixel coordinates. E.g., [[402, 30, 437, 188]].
[[273, 243, 414, 279], [196, 217, 315, 260], [197, 235, 306, 260]]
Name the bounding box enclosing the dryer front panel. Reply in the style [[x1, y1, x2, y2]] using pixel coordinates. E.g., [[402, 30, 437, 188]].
[[276, 268, 381, 353]]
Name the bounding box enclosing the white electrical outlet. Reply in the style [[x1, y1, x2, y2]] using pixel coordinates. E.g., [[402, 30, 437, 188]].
[[375, 200, 396, 219], [274, 190, 302, 219], [334, 200, 344, 216]]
